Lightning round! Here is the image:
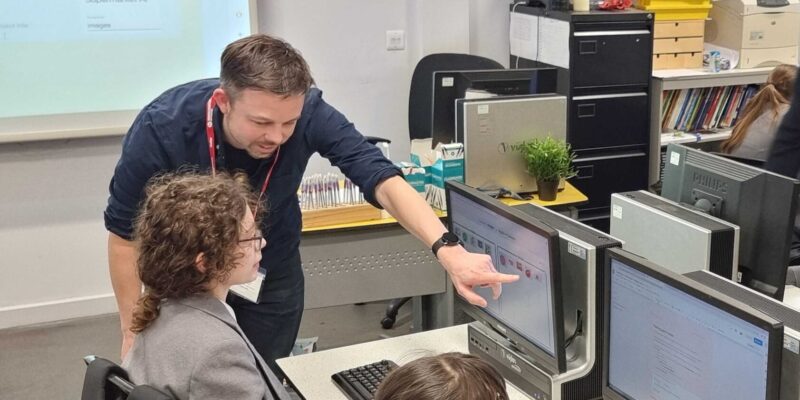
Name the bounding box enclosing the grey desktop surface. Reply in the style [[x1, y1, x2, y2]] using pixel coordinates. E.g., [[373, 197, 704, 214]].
[[276, 324, 533, 400]]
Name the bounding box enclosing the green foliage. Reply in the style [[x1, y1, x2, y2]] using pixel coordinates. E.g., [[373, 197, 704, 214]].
[[511, 136, 577, 181]]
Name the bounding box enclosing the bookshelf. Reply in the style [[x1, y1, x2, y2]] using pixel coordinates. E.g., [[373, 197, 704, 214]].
[[648, 67, 772, 184]]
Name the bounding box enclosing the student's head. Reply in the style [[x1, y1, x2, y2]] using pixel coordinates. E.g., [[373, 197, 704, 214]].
[[130, 172, 265, 333], [722, 64, 798, 154], [213, 34, 314, 159], [766, 64, 797, 100], [374, 352, 509, 400]]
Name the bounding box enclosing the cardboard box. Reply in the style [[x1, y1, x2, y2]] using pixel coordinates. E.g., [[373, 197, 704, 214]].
[[426, 143, 464, 211], [430, 143, 465, 188], [395, 161, 426, 194], [410, 139, 435, 185]]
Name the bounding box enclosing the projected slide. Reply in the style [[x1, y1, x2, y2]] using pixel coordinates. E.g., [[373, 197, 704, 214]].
[[0, 0, 252, 119]]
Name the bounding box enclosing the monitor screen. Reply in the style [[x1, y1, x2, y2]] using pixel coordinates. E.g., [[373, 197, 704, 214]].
[[0, 0, 256, 141], [446, 181, 566, 372], [661, 144, 800, 299], [431, 68, 557, 147], [604, 248, 782, 400]]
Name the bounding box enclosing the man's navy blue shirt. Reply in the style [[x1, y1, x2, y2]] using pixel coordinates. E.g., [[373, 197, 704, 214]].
[[105, 78, 401, 276]]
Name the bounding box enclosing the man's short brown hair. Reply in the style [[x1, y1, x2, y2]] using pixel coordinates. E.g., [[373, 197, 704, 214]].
[[220, 34, 314, 99]]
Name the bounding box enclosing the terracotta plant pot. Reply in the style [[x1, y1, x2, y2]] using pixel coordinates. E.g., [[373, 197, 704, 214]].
[[536, 179, 559, 201]]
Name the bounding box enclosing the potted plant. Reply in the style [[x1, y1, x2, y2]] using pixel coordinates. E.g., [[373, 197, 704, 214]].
[[512, 136, 577, 201]]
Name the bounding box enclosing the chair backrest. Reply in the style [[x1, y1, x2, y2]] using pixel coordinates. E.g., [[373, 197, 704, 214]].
[[408, 53, 504, 141], [81, 356, 173, 400]]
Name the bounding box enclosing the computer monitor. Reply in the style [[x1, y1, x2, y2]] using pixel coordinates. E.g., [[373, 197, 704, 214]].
[[445, 181, 567, 373], [431, 68, 558, 147], [661, 143, 800, 299], [603, 248, 783, 400]]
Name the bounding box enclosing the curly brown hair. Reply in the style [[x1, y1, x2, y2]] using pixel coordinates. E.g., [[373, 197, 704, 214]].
[[374, 352, 509, 400], [130, 172, 264, 333], [220, 34, 315, 100]]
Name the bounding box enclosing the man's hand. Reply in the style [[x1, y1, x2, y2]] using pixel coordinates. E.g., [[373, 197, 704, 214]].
[[121, 329, 136, 360], [435, 245, 519, 307]]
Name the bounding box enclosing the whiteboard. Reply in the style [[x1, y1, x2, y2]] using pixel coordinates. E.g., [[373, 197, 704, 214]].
[[0, 0, 257, 143]]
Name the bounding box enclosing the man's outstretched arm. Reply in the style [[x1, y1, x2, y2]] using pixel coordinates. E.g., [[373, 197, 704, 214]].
[[375, 176, 519, 307]]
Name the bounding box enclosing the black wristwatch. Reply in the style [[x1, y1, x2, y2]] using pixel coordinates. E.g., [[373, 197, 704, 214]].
[[431, 232, 463, 257]]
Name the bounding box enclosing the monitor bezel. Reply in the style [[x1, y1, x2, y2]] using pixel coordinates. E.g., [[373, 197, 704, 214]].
[[601, 247, 783, 400], [445, 180, 567, 373]]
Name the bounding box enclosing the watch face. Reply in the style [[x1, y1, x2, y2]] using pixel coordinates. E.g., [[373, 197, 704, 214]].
[[442, 232, 460, 244]]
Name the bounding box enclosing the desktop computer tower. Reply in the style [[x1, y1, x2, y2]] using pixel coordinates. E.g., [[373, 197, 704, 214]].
[[686, 270, 800, 400], [455, 95, 567, 194], [468, 204, 621, 399], [610, 190, 740, 280]]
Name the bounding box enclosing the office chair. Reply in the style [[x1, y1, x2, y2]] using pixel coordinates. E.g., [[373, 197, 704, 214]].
[[408, 53, 504, 141], [382, 53, 505, 329], [81, 355, 173, 400]]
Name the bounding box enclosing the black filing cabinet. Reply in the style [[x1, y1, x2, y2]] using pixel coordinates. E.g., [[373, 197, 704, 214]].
[[511, 6, 654, 232]]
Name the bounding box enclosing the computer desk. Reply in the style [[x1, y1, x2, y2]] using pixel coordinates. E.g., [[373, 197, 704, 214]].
[[276, 324, 533, 400], [299, 182, 588, 331]]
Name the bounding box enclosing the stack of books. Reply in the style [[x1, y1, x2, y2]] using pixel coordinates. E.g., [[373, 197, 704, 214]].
[[660, 84, 759, 133]]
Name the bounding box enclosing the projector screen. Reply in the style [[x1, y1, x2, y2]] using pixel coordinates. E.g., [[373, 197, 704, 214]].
[[0, 0, 256, 143]]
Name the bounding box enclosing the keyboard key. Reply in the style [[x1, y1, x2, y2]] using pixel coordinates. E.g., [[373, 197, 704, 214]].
[[331, 359, 399, 400]]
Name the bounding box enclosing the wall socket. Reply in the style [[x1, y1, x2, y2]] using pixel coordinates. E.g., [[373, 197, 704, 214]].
[[386, 30, 405, 51]]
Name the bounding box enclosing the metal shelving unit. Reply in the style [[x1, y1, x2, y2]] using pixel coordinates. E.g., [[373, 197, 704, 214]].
[[648, 67, 772, 184]]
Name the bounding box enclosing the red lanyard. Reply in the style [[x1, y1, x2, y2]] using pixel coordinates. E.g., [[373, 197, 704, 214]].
[[205, 96, 280, 199]]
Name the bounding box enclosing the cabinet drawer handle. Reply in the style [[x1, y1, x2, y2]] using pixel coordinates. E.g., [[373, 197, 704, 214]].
[[579, 40, 597, 54], [578, 104, 596, 118], [576, 165, 594, 179]]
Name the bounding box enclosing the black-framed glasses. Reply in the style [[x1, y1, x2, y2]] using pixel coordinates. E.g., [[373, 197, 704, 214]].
[[238, 230, 264, 251]]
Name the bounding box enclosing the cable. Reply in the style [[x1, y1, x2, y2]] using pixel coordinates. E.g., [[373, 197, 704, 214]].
[[510, 0, 528, 69], [563, 310, 583, 349]]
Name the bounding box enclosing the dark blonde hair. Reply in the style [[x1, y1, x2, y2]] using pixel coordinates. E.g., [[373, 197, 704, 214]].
[[220, 34, 314, 99], [374, 353, 509, 400], [130, 172, 263, 333], [721, 64, 797, 154]]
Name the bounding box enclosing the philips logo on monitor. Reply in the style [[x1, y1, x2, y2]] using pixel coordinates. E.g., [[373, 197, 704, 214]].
[[692, 172, 728, 194]]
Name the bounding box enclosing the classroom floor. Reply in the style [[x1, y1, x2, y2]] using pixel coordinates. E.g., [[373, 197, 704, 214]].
[[0, 301, 413, 400]]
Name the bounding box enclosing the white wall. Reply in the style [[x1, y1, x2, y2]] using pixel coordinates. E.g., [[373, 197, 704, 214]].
[[0, 137, 123, 328], [0, 0, 511, 329], [260, 0, 473, 174]]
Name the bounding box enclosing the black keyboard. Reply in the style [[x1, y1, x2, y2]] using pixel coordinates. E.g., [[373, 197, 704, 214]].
[[331, 359, 398, 400]]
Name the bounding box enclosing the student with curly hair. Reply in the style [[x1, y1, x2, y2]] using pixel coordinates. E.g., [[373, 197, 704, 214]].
[[122, 172, 290, 400], [374, 352, 509, 400], [721, 64, 797, 160]]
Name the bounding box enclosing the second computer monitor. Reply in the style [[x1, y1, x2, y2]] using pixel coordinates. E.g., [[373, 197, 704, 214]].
[[603, 248, 783, 400], [661, 143, 800, 299], [446, 180, 567, 373], [431, 68, 558, 147]]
